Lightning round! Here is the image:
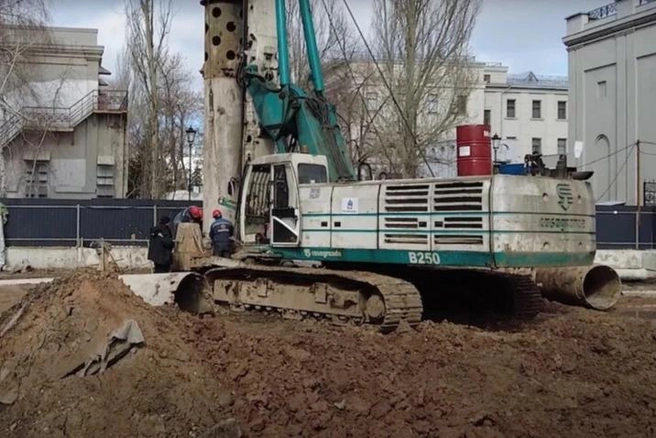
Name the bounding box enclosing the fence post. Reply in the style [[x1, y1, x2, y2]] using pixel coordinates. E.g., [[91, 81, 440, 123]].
[[76, 204, 81, 248], [153, 204, 158, 225]]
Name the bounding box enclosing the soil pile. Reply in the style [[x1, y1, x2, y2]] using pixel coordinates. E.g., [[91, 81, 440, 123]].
[[1, 270, 656, 437], [0, 271, 232, 438], [187, 304, 656, 437]]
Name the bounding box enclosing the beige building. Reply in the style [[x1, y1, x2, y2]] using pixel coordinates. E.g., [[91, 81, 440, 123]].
[[483, 64, 569, 164], [0, 26, 128, 199], [564, 0, 656, 205]]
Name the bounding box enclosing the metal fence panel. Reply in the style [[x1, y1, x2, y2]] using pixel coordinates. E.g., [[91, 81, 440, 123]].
[[2, 199, 656, 250], [1, 199, 199, 247]]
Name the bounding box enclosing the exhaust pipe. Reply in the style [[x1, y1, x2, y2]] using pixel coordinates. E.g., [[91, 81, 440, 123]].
[[535, 265, 622, 311]]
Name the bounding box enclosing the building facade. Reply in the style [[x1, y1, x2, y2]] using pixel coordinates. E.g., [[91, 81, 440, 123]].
[[326, 58, 570, 179], [483, 64, 569, 164], [0, 26, 128, 199], [564, 0, 656, 205]]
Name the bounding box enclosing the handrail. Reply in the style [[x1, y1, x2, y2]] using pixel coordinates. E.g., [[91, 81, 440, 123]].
[[0, 89, 128, 148]]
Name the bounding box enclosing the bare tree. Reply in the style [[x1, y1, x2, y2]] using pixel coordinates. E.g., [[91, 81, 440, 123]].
[[0, 0, 51, 195], [366, 0, 481, 178], [286, 0, 354, 89], [125, 0, 173, 199]]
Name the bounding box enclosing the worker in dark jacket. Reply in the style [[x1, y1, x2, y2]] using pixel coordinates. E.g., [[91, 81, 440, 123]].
[[209, 209, 234, 257], [172, 205, 203, 238], [147, 216, 175, 273]]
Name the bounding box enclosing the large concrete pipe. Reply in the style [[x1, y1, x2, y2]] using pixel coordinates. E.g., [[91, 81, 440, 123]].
[[535, 265, 622, 311], [119, 273, 206, 312]]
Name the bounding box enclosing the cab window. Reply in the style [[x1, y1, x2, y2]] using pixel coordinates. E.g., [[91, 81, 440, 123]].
[[298, 164, 327, 184]]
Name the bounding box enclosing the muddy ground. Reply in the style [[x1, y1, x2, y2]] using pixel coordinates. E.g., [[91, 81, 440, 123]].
[[1, 271, 656, 437]]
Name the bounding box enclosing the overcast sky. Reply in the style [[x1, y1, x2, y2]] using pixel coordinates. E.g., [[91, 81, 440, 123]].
[[51, 0, 604, 88]]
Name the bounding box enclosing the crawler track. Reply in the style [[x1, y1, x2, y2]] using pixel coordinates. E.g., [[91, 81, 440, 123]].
[[204, 266, 423, 332]]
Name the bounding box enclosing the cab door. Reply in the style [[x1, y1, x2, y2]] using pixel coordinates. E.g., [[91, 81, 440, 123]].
[[270, 163, 300, 246]]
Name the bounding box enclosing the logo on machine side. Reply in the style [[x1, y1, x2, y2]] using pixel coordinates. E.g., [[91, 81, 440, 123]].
[[556, 184, 574, 211], [303, 248, 342, 259]]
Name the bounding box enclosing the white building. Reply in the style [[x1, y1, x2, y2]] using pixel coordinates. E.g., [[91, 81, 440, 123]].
[[483, 64, 569, 164], [564, 0, 656, 205], [327, 58, 569, 178], [0, 26, 128, 199]]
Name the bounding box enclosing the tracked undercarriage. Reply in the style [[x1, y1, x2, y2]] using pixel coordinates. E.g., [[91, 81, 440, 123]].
[[201, 264, 544, 332]]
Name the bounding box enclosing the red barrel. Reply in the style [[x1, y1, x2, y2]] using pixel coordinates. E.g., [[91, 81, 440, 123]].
[[456, 124, 492, 176]]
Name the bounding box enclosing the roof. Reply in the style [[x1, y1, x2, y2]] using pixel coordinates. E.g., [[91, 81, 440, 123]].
[[506, 71, 569, 88]]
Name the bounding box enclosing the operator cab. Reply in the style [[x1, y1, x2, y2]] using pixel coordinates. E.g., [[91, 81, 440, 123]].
[[238, 153, 329, 246]]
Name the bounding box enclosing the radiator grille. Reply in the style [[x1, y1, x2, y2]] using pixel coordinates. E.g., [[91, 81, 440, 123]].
[[384, 233, 429, 245], [434, 181, 484, 212], [433, 235, 484, 245], [384, 184, 429, 213]]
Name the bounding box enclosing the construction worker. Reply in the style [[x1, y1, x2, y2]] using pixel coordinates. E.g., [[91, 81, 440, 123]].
[[172, 205, 203, 238], [209, 209, 234, 258], [147, 216, 174, 273]]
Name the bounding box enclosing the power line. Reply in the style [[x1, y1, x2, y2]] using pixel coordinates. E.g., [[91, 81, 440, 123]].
[[339, 0, 436, 177], [582, 143, 634, 167], [595, 144, 635, 202]]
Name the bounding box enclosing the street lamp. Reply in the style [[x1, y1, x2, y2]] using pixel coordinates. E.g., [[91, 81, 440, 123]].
[[185, 126, 197, 201], [491, 133, 501, 164]]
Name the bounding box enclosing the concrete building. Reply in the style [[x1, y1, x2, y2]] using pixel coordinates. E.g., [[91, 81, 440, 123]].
[[483, 63, 569, 164], [0, 26, 128, 199], [564, 0, 656, 205]]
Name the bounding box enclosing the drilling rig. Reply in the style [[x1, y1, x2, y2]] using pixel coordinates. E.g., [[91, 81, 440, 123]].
[[150, 0, 623, 331]]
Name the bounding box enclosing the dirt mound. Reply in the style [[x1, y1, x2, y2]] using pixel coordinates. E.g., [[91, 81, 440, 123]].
[[0, 270, 232, 438], [187, 307, 656, 437], [1, 271, 656, 437]]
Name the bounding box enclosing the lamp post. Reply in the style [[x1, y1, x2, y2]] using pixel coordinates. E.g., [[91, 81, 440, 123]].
[[491, 133, 501, 164], [185, 126, 197, 201]]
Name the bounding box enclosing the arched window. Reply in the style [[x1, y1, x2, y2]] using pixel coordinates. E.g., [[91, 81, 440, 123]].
[[594, 134, 612, 201]]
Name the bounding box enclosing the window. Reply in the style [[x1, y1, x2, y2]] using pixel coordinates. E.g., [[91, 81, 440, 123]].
[[483, 74, 490, 83], [96, 164, 115, 198], [532, 100, 542, 119], [506, 99, 516, 118], [298, 164, 327, 184], [365, 92, 378, 108], [597, 80, 607, 98], [456, 95, 467, 115], [557, 101, 567, 120], [25, 161, 48, 198], [557, 138, 567, 155], [427, 93, 438, 114], [532, 138, 542, 155], [484, 109, 491, 126]]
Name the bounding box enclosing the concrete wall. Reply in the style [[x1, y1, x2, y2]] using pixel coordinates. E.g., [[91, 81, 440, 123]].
[[6, 246, 151, 271], [564, 0, 656, 205], [4, 113, 128, 198]]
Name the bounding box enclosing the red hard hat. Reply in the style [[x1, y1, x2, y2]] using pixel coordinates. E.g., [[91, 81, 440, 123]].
[[189, 205, 202, 220], [212, 209, 222, 219]]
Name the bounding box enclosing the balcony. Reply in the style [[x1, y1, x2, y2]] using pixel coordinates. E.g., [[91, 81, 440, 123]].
[[0, 89, 128, 147]]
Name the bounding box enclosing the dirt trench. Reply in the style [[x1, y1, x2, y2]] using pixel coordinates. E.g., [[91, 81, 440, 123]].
[[1, 270, 656, 437]]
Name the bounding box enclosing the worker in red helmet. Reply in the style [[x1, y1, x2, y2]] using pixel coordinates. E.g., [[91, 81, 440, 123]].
[[172, 205, 203, 238], [209, 208, 234, 258]]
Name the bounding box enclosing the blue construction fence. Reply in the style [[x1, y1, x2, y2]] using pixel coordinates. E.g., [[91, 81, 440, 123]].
[[0, 199, 654, 249], [0, 198, 202, 247]]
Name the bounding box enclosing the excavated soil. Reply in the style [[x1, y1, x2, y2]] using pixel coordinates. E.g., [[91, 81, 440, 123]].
[[1, 270, 656, 437]]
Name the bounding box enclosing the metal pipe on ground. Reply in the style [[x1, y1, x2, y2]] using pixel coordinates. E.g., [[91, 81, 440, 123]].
[[535, 265, 622, 311]]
